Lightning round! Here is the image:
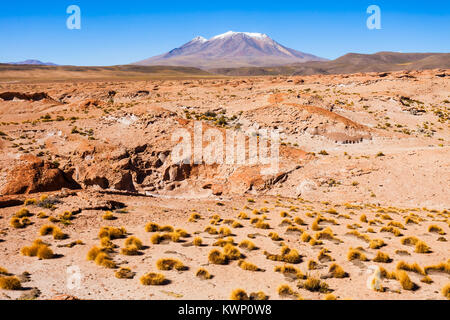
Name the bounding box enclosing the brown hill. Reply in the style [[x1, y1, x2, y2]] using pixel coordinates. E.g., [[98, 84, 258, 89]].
[[210, 52, 450, 76]]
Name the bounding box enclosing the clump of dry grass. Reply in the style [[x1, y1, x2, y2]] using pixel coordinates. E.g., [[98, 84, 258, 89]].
[[196, 268, 213, 280], [396, 261, 425, 275], [231, 221, 243, 228], [328, 263, 348, 278], [424, 261, 450, 275], [274, 265, 306, 279], [0, 267, 9, 276], [37, 212, 48, 219], [369, 239, 386, 249], [308, 260, 318, 270], [0, 276, 22, 290], [238, 260, 261, 272], [293, 217, 305, 226], [94, 252, 116, 268], [300, 277, 330, 293], [86, 246, 116, 268], [15, 208, 32, 218], [115, 267, 135, 279], [145, 222, 160, 232], [208, 249, 228, 265], [120, 245, 141, 256], [442, 284, 450, 299], [280, 211, 290, 218], [396, 270, 416, 291], [250, 291, 268, 300], [286, 226, 304, 234], [39, 225, 68, 240], [347, 248, 368, 261], [324, 294, 337, 300], [193, 237, 203, 246], [254, 220, 270, 229], [414, 240, 431, 253], [238, 212, 249, 220], [278, 284, 299, 299], [219, 227, 232, 236], [264, 246, 301, 264], [380, 226, 402, 237], [10, 217, 27, 229], [223, 244, 243, 260], [213, 237, 234, 247], [360, 214, 368, 223], [98, 226, 127, 240], [268, 232, 281, 241], [156, 258, 187, 271], [420, 276, 433, 284], [21, 239, 54, 260], [238, 239, 256, 250], [188, 212, 201, 222], [230, 289, 249, 300], [315, 227, 338, 241], [301, 232, 312, 243], [204, 226, 219, 235], [428, 225, 445, 235], [387, 221, 405, 229], [140, 273, 167, 286], [401, 236, 419, 246], [373, 251, 392, 263], [318, 248, 334, 262], [102, 211, 116, 221]]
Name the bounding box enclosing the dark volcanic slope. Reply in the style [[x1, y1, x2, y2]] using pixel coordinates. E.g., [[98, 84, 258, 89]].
[[210, 52, 450, 76]]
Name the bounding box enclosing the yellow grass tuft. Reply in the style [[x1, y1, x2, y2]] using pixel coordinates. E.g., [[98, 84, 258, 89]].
[[329, 263, 348, 278], [442, 284, 450, 299], [193, 237, 203, 246], [156, 258, 187, 271], [414, 240, 431, 253], [238, 239, 256, 250], [373, 251, 391, 263], [94, 252, 116, 268], [21, 239, 54, 260], [396, 270, 416, 291], [0, 276, 22, 290], [428, 225, 445, 235], [140, 273, 167, 286], [196, 268, 213, 280], [268, 232, 281, 241], [145, 222, 160, 232], [230, 289, 249, 300], [397, 261, 425, 275], [274, 265, 306, 279], [347, 248, 368, 261], [115, 267, 135, 279], [302, 277, 330, 293], [238, 260, 261, 271], [98, 226, 126, 240], [208, 249, 228, 265], [278, 284, 299, 298]]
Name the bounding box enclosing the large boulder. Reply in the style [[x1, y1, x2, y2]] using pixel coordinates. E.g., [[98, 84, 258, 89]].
[[1, 155, 80, 195]]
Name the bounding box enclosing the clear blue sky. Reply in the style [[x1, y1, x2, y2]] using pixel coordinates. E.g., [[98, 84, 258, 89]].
[[0, 0, 449, 66]]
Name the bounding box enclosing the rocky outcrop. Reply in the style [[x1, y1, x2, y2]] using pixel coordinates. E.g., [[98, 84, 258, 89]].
[[0, 92, 53, 101], [2, 155, 80, 195]]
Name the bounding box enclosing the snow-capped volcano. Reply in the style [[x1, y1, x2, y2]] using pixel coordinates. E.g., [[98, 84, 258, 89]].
[[134, 31, 326, 69]]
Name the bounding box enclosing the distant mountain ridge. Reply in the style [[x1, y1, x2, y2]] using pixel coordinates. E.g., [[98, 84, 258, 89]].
[[134, 31, 327, 69], [7, 59, 58, 66], [210, 52, 450, 76]]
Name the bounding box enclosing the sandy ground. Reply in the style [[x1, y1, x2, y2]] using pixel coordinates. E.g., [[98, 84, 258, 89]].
[[0, 69, 449, 300]]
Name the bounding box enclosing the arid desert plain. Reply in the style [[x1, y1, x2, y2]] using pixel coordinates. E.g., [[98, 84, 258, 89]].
[[0, 69, 449, 300]]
